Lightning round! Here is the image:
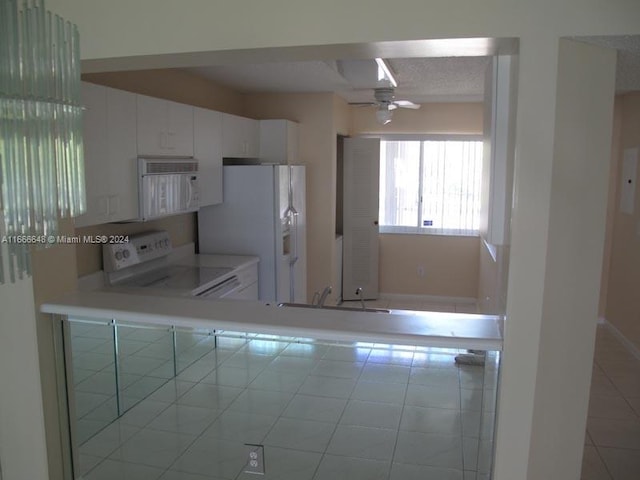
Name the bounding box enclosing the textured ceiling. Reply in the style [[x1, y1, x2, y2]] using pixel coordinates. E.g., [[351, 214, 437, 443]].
[[578, 35, 640, 93], [383, 57, 491, 103], [188, 56, 490, 105], [185, 36, 640, 106]]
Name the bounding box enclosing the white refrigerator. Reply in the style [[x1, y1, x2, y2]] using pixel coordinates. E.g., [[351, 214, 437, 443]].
[[198, 165, 307, 303]]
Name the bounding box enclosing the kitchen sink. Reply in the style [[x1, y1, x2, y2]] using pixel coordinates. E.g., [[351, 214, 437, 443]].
[[278, 302, 390, 313]]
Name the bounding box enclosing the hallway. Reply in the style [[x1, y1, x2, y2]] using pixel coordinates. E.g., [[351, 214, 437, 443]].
[[581, 325, 640, 479]]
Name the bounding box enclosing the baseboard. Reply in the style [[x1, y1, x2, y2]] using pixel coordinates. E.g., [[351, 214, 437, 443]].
[[379, 293, 477, 305], [602, 318, 640, 362]]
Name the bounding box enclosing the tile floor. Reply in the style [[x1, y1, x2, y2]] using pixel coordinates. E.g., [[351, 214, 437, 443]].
[[581, 325, 640, 480], [67, 299, 498, 480]]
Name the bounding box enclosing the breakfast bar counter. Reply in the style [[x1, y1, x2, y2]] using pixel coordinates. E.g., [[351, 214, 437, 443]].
[[42, 290, 503, 351]]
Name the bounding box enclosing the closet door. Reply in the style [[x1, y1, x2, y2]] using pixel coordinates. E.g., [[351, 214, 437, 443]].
[[342, 137, 380, 300]]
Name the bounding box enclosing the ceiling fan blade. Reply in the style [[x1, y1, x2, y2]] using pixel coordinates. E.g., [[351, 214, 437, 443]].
[[348, 102, 377, 107], [394, 100, 421, 109]]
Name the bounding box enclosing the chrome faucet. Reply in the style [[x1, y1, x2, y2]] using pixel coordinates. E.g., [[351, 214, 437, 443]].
[[355, 287, 366, 310], [317, 286, 332, 308]]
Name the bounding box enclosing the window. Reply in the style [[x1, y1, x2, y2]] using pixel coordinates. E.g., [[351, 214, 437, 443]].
[[379, 137, 483, 236]]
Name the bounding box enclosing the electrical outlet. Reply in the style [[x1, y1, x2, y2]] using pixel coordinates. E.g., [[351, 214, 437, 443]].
[[244, 444, 265, 475], [417, 265, 425, 278]]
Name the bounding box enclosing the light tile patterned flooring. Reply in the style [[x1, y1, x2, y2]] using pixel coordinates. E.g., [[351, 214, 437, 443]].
[[70, 300, 497, 480], [582, 325, 640, 480]]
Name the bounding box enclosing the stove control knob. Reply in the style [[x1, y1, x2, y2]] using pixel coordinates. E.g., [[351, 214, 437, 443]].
[[115, 251, 123, 261], [164, 239, 170, 247], [122, 249, 130, 259]]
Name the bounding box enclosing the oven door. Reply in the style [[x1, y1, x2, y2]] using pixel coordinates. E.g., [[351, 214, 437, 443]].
[[195, 275, 242, 299]]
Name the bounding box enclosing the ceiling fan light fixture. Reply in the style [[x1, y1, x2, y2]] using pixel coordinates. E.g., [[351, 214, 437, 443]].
[[375, 58, 398, 88], [376, 106, 393, 125]]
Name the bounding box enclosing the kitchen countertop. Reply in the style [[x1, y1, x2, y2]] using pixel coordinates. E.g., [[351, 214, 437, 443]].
[[41, 290, 503, 351], [172, 252, 259, 270]]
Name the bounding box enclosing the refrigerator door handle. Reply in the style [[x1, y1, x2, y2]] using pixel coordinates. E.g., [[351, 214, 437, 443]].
[[289, 207, 299, 266]]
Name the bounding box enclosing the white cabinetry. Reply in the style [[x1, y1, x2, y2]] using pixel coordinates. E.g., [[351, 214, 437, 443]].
[[222, 113, 259, 158], [259, 119, 298, 164], [137, 94, 194, 156], [76, 83, 138, 227], [194, 107, 223, 206]]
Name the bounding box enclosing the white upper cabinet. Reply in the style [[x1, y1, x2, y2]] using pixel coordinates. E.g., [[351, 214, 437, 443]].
[[222, 113, 259, 158], [194, 107, 223, 206], [76, 83, 138, 227], [259, 119, 298, 164], [137, 94, 194, 156], [77, 82, 109, 227]]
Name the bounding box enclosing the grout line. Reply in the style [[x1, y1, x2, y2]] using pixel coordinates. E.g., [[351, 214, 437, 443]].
[[590, 444, 615, 480], [385, 364, 411, 479], [600, 320, 640, 362], [583, 327, 640, 480], [306, 345, 371, 480]]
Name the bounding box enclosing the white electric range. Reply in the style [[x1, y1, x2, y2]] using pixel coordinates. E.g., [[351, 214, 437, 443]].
[[103, 231, 259, 300]]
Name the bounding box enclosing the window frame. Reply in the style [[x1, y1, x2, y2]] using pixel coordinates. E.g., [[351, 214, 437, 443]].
[[374, 134, 484, 238]]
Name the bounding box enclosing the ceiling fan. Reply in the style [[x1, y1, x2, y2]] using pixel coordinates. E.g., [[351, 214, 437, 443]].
[[350, 87, 421, 125]]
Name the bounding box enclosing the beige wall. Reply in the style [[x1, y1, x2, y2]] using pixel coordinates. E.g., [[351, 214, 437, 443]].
[[333, 95, 351, 135], [244, 92, 340, 301], [379, 234, 479, 298], [332, 97, 351, 297], [599, 97, 623, 318], [605, 92, 640, 349], [352, 102, 483, 299], [83, 69, 245, 114], [351, 102, 483, 135]]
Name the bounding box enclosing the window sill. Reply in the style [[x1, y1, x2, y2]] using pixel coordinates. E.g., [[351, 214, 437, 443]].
[[379, 226, 480, 238]]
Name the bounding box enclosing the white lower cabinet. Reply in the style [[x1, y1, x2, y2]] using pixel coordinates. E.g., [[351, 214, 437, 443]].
[[194, 107, 223, 206], [76, 83, 138, 227]]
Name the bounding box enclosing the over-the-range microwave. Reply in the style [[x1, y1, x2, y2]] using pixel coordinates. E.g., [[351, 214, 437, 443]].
[[138, 157, 200, 221]]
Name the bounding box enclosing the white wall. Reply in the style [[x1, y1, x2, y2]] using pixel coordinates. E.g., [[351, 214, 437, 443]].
[[0, 268, 50, 480], [23, 1, 640, 478], [524, 39, 616, 479]]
